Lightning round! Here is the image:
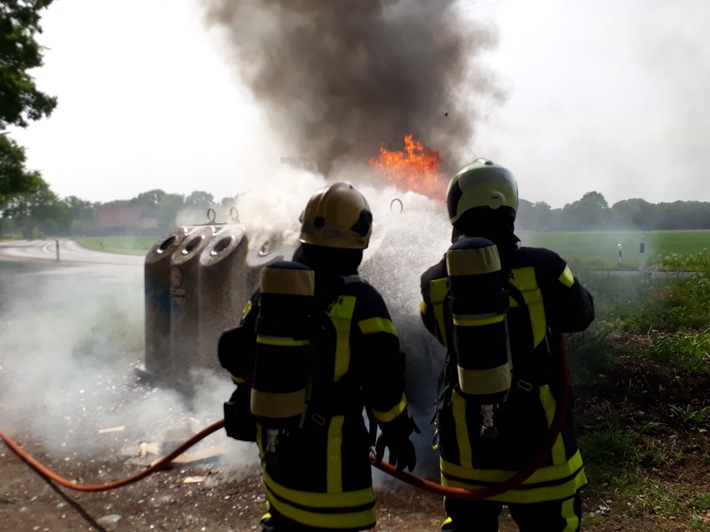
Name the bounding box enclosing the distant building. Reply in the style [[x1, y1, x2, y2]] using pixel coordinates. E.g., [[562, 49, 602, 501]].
[[94, 202, 157, 230]]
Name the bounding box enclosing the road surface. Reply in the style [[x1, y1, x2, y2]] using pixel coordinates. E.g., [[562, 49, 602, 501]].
[[0, 239, 144, 266]]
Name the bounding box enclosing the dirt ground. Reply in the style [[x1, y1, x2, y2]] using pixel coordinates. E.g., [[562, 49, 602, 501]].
[[2, 358, 709, 532]]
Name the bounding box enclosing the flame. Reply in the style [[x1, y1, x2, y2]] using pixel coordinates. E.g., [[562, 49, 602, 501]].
[[368, 134, 446, 199]]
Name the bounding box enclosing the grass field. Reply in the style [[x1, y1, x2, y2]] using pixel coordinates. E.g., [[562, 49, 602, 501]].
[[77, 236, 162, 256], [520, 229, 710, 270]]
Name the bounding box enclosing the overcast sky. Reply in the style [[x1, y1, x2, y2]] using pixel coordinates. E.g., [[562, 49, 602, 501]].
[[9, 0, 710, 208]]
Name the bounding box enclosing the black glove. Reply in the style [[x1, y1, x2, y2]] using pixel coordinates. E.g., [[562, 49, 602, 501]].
[[375, 432, 417, 472], [223, 385, 257, 442]]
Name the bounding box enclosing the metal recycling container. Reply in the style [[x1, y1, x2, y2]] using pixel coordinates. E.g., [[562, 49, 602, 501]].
[[169, 225, 216, 381], [246, 230, 300, 270], [144, 226, 190, 376], [197, 224, 251, 371]]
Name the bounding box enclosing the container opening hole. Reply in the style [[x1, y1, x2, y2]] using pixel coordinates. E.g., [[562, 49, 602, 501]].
[[211, 236, 232, 256], [159, 236, 177, 252], [183, 236, 203, 254]]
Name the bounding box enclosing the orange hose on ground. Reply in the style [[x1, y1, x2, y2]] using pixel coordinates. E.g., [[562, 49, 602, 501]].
[[1, 337, 570, 498], [0, 420, 225, 492]]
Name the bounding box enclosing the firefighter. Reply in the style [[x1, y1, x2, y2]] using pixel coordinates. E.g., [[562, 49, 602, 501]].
[[219, 182, 417, 531], [420, 159, 595, 531]]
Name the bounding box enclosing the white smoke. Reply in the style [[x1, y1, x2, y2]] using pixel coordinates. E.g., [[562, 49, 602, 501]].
[[0, 262, 239, 468]]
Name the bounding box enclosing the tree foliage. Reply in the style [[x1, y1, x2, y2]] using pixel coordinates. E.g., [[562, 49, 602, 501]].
[[0, 0, 57, 128], [1, 176, 65, 237], [0, 0, 57, 214], [517, 191, 710, 232], [0, 134, 42, 206]]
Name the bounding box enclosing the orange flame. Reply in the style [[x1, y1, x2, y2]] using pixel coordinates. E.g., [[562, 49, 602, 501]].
[[368, 134, 446, 199]]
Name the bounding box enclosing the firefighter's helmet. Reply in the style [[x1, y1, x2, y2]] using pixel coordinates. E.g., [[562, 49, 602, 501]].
[[299, 182, 373, 249], [446, 159, 519, 226]]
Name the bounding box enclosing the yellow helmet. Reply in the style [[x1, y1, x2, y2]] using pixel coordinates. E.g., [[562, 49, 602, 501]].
[[446, 158, 519, 226], [299, 182, 372, 249]]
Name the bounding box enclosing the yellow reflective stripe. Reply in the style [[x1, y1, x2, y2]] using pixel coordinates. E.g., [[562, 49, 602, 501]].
[[263, 468, 375, 507], [457, 365, 512, 396], [358, 316, 398, 336], [452, 390, 473, 468], [508, 267, 547, 348], [327, 295, 356, 381], [419, 300, 427, 315], [562, 496, 580, 531], [260, 266, 314, 296], [440, 450, 587, 503], [371, 393, 407, 423], [453, 314, 504, 327], [327, 415, 344, 493], [262, 470, 375, 529], [558, 265, 574, 288], [446, 246, 501, 275], [256, 335, 310, 347], [230, 374, 249, 384], [242, 299, 253, 320], [539, 385, 567, 464], [430, 278, 450, 348], [251, 388, 305, 419], [511, 266, 537, 290]]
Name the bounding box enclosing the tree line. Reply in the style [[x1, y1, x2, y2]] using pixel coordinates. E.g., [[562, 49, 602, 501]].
[[516, 191, 710, 232], [4, 185, 710, 240]]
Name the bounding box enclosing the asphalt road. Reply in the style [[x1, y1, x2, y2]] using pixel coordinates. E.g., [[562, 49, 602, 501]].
[[0, 239, 144, 266]]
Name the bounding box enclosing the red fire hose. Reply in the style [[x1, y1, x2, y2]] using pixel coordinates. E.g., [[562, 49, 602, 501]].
[[0, 337, 570, 498], [0, 420, 225, 492]]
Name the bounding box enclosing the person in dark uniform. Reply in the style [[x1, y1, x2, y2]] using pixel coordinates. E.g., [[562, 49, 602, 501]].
[[420, 159, 595, 531], [219, 182, 417, 531]]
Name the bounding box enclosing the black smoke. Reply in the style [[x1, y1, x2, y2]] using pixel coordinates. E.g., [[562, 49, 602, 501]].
[[200, 0, 503, 181]]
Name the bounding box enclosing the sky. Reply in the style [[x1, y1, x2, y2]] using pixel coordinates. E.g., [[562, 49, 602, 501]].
[[8, 0, 710, 208]]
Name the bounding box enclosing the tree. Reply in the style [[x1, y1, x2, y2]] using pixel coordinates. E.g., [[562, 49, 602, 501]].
[[2, 177, 66, 238], [609, 198, 657, 230], [184, 190, 214, 211], [517, 199, 554, 232], [0, 0, 57, 128], [156, 193, 185, 230], [130, 189, 167, 209], [64, 195, 95, 234], [560, 191, 609, 231], [0, 134, 42, 208], [1, 0, 57, 213]]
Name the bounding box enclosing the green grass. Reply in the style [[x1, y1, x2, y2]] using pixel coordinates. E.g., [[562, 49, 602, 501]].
[[77, 236, 159, 255], [521, 229, 710, 270]]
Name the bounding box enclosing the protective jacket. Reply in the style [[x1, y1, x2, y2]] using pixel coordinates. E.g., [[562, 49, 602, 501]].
[[219, 249, 411, 531], [420, 241, 594, 504]]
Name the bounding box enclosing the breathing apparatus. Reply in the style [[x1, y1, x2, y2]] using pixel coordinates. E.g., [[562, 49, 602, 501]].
[[446, 236, 512, 438], [250, 260, 315, 463]]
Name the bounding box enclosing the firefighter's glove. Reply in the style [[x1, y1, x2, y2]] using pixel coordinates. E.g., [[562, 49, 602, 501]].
[[223, 385, 257, 442], [375, 432, 417, 472]]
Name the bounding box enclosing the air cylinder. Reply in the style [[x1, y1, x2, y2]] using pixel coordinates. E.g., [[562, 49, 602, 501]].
[[446, 237, 512, 405], [251, 261, 315, 428]]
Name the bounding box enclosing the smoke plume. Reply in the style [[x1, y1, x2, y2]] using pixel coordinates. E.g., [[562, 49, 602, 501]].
[[200, 0, 503, 181]]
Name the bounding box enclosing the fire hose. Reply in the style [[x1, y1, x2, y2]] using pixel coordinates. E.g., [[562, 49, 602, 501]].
[[0, 337, 570, 499]]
